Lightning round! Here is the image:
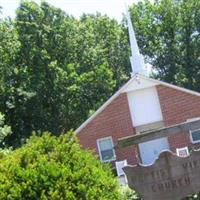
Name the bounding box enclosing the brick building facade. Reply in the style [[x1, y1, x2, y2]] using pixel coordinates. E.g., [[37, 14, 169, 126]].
[[76, 10, 200, 171], [76, 75, 200, 167]]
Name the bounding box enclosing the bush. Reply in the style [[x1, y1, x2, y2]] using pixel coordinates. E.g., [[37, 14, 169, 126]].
[[185, 193, 200, 200], [120, 185, 140, 200], [0, 131, 123, 200]]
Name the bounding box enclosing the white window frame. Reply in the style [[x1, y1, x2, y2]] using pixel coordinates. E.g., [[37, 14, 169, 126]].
[[115, 160, 127, 177], [190, 129, 200, 144], [97, 136, 116, 162], [176, 147, 189, 157]]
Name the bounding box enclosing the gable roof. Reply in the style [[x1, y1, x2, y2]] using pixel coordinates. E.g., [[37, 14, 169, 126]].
[[75, 75, 200, 134]]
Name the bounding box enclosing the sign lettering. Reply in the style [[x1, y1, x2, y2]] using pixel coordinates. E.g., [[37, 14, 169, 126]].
[[123, 151, 200, 200]]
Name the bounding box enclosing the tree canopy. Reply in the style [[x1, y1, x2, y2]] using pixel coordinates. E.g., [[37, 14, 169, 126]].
[[129, 0, 200, 91], [0, 1, 130, 146]]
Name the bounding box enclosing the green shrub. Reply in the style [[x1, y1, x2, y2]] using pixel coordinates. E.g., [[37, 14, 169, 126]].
[[119, 186, 200, 200], [120, 185, 140, 200], [185, 193, 200, 200], [0, 131, 123, 200]]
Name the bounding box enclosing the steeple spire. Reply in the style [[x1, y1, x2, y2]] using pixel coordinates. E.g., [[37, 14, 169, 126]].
[[125, 5, 147, 76]]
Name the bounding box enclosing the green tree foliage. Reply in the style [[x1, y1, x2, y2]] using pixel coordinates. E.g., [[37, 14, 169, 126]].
[[129, 0, 200, 91], [79, 13, 131, 88], [0, 132, 123, 200], [1, 0, 200, 146], [0, 1, 130, 146], [0, 112, 12, 145]]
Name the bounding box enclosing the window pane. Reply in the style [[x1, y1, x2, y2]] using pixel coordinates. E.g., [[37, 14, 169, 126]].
[[99, 139, 112, 151], [101, 149, 114, 161], [192, 130, 200, 142]]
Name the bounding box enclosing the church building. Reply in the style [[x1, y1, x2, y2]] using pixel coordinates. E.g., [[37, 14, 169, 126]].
[[75, 8, 200, 177]]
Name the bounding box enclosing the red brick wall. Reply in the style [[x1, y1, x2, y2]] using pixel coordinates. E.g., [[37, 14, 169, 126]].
[[157, 84, 200, 151], [168, 132, 191, 152], [78, 84, 200, 166], [77, 93, 138, 165]]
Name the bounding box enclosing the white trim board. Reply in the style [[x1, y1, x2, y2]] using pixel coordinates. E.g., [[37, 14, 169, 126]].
[[127, 86, 163, 127], [140, 75, 200, 97], [75, 74, 200, 134], [75, 75, 136, 133]]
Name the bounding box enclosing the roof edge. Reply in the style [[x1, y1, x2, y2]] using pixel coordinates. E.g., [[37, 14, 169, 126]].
[[75, 75, 200, 134], [141, 75, 200, 97], [75, 75, 137, 134]]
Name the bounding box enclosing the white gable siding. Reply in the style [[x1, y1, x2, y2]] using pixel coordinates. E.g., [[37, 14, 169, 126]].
[[76, 75, 200, 134], [127, 86, 163, 127], [123, 77, 158, 93]]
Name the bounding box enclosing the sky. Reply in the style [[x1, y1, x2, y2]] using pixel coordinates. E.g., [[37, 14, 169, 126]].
[[0, 0, 150, 22]]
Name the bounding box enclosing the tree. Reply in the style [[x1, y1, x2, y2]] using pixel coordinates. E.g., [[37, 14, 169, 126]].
[[0, 16, 23, 146], [129, 0, 200, 91], [3, 0, 200, 147], [79, 13, 131, 89], [0, 112, 12, 146], [0, 1, 119, 146], [0, 132, 123, 200], [178, 0, 200, 91]]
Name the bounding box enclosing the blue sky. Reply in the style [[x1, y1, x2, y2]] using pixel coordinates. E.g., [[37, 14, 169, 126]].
[[0, 0, 150, 22]]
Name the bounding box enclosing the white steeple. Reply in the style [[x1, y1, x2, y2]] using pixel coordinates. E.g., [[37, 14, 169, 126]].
[[126, 5, 148, 76]]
